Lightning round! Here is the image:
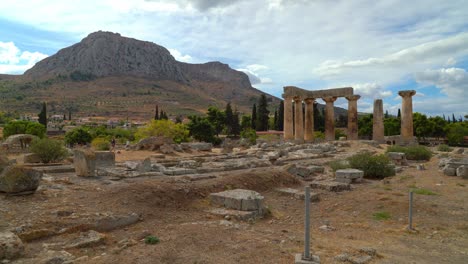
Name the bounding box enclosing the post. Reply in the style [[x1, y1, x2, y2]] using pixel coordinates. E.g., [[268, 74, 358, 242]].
[[408, 191, 413, 230], [304, 186, 311, 259]]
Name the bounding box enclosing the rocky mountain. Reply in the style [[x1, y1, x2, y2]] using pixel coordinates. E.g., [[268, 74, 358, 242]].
[[2, 31, 274, 118]]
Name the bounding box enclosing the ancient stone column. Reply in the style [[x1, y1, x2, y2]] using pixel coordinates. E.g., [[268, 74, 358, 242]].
[[323, 96, 337, 141], [304, 98, 315, 142], [294, 97, 304, 142], [372, 99, 384, 143], [283, 95, 294, 140], [345, 95, 361, 140], [398, 90, 416, 143]]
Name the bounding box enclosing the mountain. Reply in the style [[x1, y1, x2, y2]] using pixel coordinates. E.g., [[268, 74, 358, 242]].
[[1, 31, 276, 118]]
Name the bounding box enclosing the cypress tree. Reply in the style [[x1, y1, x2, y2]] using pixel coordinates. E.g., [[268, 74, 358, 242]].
[[277, 101, 284, 131], [256, 94, 269, 131], [397, 108, 401, 118], [38, 102, 47, 127], [154, 105, 159, 120], [273, 109, 278, 130], [251, 104, 257, 130], [232, 108, 241, 136], [452, 113, 457, 123], [384, 110, 389, 118], [225, 102, 234, 135]]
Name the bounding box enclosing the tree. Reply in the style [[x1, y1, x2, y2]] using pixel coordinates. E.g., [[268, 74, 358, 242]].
[[256, 94, 269, 131], [413, 112, 432, 140], [452, 113, 457, 123], [384, 117, 400, 136], [187, 116, 218, 144], [135, 119, 189, 143], [397, 108, 401, 118], [313, 102, 324, 132], [154, 105, 159, 120], [251, 104, 257, 130], [358, 114, 373, 138], [3, 120, 46, 139], [273, 110, 278, 130], [446, 122, 468, 145], [384, 110, 389, 118], [64, 128, 92, 146], [231, 109, 241, 136], [224, 102, 234, 135], [427, 116, 447, 139], [207, 106, 225, 136], [241, 115, 252, 130], [277, 101, 284, 131], [38, 102, 47, 127], [30, 138, 68, 163]]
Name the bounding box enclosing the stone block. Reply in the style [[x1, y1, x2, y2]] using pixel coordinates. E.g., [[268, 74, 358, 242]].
[[64, 230, 106, 249], [73, 149, 96, 177], [456, 165, 468, 179], [294, 253, 320, 264], [95, 151, 115, 168], [335, 169, 364, 184], [0, 165, 43, 194], [442, 165, 457, 176], [93, 212, 140, 232], [160, 144, 174, 154], [210, 189, 264, 212], [21, 153, 41, 164], [207, 208, 260, 221], [310, 181, 351, 192], [275, 187, 319, 202], [0, 231, 24, 260]]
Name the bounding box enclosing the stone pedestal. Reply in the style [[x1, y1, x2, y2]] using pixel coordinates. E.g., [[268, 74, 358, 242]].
[[294, 97, 304, 142], [345, 95, 360, 140], [283, 95, 294, 140], [323, 96, 337, 141], [295, 253, 320, 264], [304, 98, 315, 142], [372, 99, 384, 143], [398, 90, 416, 143]]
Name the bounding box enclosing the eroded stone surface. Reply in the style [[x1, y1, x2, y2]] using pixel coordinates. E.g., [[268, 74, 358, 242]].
[[74, 149, 96, 177], [0, 165, 43, 194], [0, 231, 24, 260], [95, 151, 115, 168], [310, 181, 351, 192], [275, 187, 319, 202], [335, 169, 364, 184], [64, 230, 106, 249], [210, 189, 264, 212]]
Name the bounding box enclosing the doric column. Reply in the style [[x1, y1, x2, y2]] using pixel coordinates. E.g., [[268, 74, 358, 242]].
[[282, 94, 294, 140], [372, 99, 384, 143], [304, 98, 315, 142], [294, 96, 304, 142], [345, 95, 361, 140], [398, 90, 416, 143], [323, 96, 337, 141]]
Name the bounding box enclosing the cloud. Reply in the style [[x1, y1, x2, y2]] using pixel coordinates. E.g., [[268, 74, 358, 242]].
[[168, 48, 192, 62], [0, 41, 48, 74], [415, 67, 467, 98], [237, 64, 273, 85], [352, 83, 393, 99]]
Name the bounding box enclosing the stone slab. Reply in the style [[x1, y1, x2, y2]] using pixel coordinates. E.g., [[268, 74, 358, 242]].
[[95, 151, 115, 168], [284, 86, 353, 99], [210, 189, 264, 211], [32, 165, 75, 174], [335, 169, 364, 184], [294, 253, 321, 264], [310, 181, 351, 192], [207, 208, 260, 221], [275, 187, 319, 202]]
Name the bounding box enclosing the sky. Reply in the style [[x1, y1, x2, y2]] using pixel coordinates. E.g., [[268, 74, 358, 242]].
[[0, 0, 467, 117]]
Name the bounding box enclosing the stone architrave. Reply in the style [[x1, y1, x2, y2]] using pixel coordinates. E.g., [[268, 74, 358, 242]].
[[294, 97, 304, 142], [398, 90, 416, 143], [345, 95, 360, 140], [323, 96, 337, 141], [304, 98, 315, 142], [283, 95, 294, 140], [372, 99, 384, 143]]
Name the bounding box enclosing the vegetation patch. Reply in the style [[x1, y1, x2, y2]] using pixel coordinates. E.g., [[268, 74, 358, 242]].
[[373, 211, 391, 221], [30, 138, 68, 163], [386, 145, 432, 161], [411, 188, 437, 195], [437, 144, 452, 152], [91, 137, 111, 151], [144, 235, 160, 245], [347, 152, 395, 179]]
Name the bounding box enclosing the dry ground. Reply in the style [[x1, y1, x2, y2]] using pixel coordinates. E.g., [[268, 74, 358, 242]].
[[1, 144, 467, 263]]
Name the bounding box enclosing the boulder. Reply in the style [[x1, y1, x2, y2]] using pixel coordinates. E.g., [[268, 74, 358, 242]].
[[0, 154, 9, 172], [335, 169, 364, 184], [73, 149, 96, 177], [181, 142, 213, 151], [95, 151, 115, 168], [135, 136, 172, 151], [0, 231, 24, 260], [386, 152, 408, 166], [137, 158, 152, 172], [159, 144, 174, 154], [457, 165, 468, 179], [0, 165, 42, 194]]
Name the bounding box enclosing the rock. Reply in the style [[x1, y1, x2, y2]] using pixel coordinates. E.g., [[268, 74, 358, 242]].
[[319, 224, 335, 231], [348, 255, 373, 264], [177, 160, 199, 169], [207, 208, 261, 221], [335, 169, 364, 184], [93, 213, 140, 232], [386, 152, 408, 165], [457, 165, 468, 179], [0, 231, 24, 260], [275, 187, 319, 202], [416, 164, 425, 170], [454, 148, 465, 154], [181, 142, 213, 151], [0, 165, 42, 194], [73, 149, 96, 177], [20, 153, 41, 164], [36, 249, 75, 264], [0, 154, 10, 173], [442, 165, 457, 176], [334, 253, 350, 262], [159, 144, 174, 154], [210, 189, 264, 212], [64, 230, 105, 249], [134, 136, 172, 151], [359, 247, 377, 256], [95, 151, 115, 168], [125, 158, 151, 172], [310, 181, 351, 192]]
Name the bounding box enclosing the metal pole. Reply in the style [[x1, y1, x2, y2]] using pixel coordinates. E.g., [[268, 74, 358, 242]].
[[408, 191, 413, 230], [304, 186, 311, 259]]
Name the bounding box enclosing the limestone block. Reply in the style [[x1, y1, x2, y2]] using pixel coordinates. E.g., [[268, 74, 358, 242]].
[[160, 144, 174, 154], [64, 230, 105, 249], [210, 189, 264, 212], [95, 151, 115, 168], [181, 142, 213, 151], [0, 165, 42, 194], [21, 153, 41, 164], [0, 231, 24, 260], [73, 149, 96, 177], [310, 181, 351, 192], [178, 160, 199, 169], [456, 165, 468, 179], [137, 158, 152, 172], [387, 152, 406, 160], [275, 187, 319, 202], [93, 212, 140, 232], [335, 169, 364, 184], [442, 164, 457, 176]]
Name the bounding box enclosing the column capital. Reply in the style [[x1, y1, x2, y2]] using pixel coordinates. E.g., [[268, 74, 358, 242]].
[[293, 96, 302, 102], [398, 90, 416, 97], [322, 96, 337, 103], [304, 98, 315, 104], [282, 94, 294, 100], [345, 94, 361, 101]]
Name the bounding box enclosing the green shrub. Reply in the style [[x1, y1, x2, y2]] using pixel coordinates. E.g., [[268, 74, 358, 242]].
[[240, 128, 257, 145], [91, 137, 110, 150], [137, 119, 189, 144], [30, 138, 68, 163], [373, 211, 391, 220], [144, 235, 160, 245], [328, 159, 351, 172], [386, 145, 432, 160], [3, 120, 46, 138], [335, 129, 346, 140], [314, 131, 325, 140], [411, 188, 437, 195], [65, 128, 92, 146], [347, 152, 395, 179], [436, 144, 452, 152]]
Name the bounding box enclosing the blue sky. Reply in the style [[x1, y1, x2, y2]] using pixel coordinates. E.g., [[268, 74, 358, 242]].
[[0, 0, 467, 117]]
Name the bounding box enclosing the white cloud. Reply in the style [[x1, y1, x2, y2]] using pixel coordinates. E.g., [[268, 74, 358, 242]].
[[0, 42, 48, 74], [237, 64, 273, 85], [168, 48, 192, 62], [352, 83, 393, 99], [415, 67, 467, 98]]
